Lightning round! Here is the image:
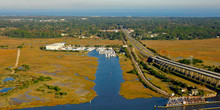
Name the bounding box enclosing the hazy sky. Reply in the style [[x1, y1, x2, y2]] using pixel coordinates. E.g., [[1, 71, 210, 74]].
[[0, 0, 219, 9]]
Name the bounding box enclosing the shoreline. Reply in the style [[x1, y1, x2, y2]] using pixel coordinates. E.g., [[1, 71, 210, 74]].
[[0, 51, 99, 110], [1, 55, 217, 110], [118, 55, 163, 99]]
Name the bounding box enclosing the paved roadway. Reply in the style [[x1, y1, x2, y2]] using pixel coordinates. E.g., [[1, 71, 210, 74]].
[[154, 57, 220, 80], [122, 29, 154, 57], [121, 31, 170, 97], [156, 56, 220, 78], [122, 29, 220, 81]]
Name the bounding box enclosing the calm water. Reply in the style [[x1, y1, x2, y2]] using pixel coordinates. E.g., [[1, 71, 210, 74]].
[[0, 87, 14, 93], [0, 9, 220, 17], [20, 50, 219, 110], [3, 77, 14, 82]]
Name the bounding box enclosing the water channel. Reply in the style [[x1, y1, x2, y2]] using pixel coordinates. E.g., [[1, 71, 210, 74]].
[[21, 50, 219, 110]]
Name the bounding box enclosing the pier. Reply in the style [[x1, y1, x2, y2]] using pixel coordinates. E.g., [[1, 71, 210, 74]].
[[96, 47, 117, 58]]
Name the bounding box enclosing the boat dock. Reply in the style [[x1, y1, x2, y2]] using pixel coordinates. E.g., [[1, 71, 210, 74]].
[[96, 47, 117, 58]]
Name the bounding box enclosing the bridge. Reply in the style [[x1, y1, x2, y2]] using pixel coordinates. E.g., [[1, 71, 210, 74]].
[[122, 28, 220, 88], [152, 56, 220, 86], [166, 96, 206, 106]]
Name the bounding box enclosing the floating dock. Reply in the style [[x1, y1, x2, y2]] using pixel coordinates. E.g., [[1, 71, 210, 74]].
[[96, 47, 117, 58]]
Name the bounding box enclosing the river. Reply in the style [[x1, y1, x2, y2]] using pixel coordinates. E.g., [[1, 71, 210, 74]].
[[21, 50, 219, 110]]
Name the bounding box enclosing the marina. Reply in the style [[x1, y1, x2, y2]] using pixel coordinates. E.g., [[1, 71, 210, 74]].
[[96, 47, 117, 58], [45, 43, 117, 58]]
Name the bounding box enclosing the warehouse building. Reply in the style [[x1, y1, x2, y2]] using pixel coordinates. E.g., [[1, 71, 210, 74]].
[[46, 43, 65, 50]]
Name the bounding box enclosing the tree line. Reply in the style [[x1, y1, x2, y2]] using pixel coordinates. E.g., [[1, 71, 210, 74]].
[[0, 16, 219, 40]]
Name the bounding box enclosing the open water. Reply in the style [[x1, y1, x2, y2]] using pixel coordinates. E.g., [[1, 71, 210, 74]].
[[20, 50, 220, 110]]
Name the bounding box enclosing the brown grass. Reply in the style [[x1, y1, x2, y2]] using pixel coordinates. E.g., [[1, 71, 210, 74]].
[[0, 49, 17, 72], [0, 36, 122, 109], [0, 36, 122, 48], [119, 55, 162, 99], [143, 72, 174, 94], [141, 38, 220, 66]]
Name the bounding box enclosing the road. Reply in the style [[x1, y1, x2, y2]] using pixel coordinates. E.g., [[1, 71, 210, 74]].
[[122, 29, 155, 57], [121, 31, 170, 97], [155, 56, 220, 79], [122, 29, 220, 81], [11, 48, 21, 73]]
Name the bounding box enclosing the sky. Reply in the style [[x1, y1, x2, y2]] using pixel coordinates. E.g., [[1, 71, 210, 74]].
[[0, 0, 220, 9]]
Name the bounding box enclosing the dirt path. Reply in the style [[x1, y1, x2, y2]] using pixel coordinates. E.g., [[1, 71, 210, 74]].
[[11, 48, 21, 73]]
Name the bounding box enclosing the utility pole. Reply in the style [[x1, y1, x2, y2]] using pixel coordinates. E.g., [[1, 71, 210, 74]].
[[190, 55, 193, 66]]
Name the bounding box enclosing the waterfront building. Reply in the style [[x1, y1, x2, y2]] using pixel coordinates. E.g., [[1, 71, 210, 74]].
[[46, 43, 65, 50]]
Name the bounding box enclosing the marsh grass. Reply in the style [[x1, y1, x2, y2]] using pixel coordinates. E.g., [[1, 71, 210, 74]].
[[119, 55, 162, 99], [142, 38, 220, 66], [0, 36, 123, 109]]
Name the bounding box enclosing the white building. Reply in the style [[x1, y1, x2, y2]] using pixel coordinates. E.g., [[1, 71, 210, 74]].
[[128, 29, 134, 33], [46, 43, 65, 50], [114, 30, 119, 33], [123, 45, 128, 48], [61, 33, 68, 36], [79, 36, 86, 39]]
